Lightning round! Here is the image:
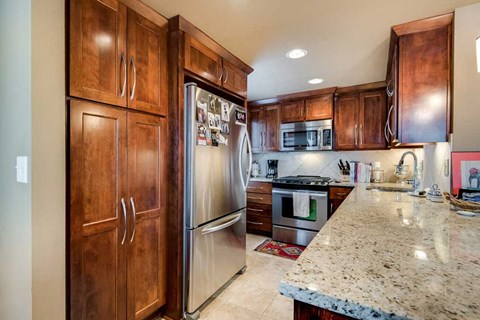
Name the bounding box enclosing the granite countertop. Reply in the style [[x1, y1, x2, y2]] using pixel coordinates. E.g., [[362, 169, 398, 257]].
[[279, 184, 480, 320]]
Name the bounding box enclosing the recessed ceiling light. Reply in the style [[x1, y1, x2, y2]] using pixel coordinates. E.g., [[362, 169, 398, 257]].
[[308, 78, 324, 84], [286, 49, 307, 59]]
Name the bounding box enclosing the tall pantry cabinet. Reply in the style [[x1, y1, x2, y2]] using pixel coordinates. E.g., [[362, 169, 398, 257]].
[[67, 0, 169, 319]]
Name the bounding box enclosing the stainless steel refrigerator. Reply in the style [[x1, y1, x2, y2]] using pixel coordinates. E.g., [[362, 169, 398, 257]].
[[184, 83, 252, 319]]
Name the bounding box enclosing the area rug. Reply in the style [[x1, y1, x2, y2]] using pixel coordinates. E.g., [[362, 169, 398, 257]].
[[254, 239, 305, 260]]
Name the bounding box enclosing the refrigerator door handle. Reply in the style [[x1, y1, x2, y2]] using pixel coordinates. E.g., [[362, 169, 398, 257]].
[[201, 213, 243, 235], [239, 131, 252, 192], [245, 131, 253, 189]]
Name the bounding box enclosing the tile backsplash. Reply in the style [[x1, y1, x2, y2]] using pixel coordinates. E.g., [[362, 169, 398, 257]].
[[253, 143, 452, 192]]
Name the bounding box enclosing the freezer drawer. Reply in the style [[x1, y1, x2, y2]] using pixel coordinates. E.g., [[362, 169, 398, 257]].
[[186, 210, 246, 313]]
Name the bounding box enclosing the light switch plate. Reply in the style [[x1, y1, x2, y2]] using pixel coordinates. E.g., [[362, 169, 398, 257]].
[[16, 156, 28, 183]]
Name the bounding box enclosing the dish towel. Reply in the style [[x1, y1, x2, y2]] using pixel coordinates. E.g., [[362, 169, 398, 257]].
[[293, 192, 310, 218]]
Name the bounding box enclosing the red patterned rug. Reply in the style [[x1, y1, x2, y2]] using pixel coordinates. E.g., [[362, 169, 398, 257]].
[[254, 239, 306, 260]]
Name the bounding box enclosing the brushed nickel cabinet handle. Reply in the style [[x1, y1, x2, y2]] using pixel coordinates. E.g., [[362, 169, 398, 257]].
[[335, 192, 348, 196], [223, 67, 229, 83], [129, 197, 136, 243], [354, 124, 358, 146], [130, 57, 136, 101], [248, 208, 264, 212], [247, 221, 263, 225], [120, 52, 126, 98], [248, 196, 264, 200], [121, 198, 127, 245], [360, 124, 363, 145], [218, 66, 224, 82]]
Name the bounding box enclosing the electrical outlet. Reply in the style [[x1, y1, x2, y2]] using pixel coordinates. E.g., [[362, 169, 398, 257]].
[[443, 159, 450, 177]]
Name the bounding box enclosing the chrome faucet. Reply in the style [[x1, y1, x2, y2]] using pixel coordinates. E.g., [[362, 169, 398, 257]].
[[397, 151, 419, 192]]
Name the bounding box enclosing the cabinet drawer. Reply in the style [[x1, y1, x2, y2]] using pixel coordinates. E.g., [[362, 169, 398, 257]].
[[246, 214, 272, 233], [247, 193, 272, 205], [329, 187, 352, 200], [246, 203, 271, 218], [247, 181, 272, 194]]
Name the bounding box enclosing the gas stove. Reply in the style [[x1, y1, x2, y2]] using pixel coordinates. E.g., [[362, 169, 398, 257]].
[[272, 175, 331, 191]]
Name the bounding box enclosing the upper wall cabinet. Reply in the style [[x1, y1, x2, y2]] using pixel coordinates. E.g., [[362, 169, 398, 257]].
[[278, 88, 336, 123], [386, 13, 452, 146], [184, 35, 223, 86], [334, 83, 387, 151], [184, 34, 250, 98], [248, 102, 280, 153], [70, 0, 127, 107], [69, 0, 168, 116], [127, 9, 168, 115]]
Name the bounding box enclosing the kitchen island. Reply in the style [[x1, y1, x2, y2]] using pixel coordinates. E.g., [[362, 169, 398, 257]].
[[279, 184, 480, 320]]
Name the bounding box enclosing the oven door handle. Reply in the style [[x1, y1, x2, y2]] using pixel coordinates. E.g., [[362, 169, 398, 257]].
[[272, 189, 327, 197]]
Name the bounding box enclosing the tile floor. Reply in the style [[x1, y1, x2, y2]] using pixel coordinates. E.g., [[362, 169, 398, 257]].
[[197, 234, 295, 320]]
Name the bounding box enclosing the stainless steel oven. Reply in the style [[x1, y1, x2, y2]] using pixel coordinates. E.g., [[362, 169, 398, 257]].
[[272, 188, 328, 246], [280, 120, 333, 151]]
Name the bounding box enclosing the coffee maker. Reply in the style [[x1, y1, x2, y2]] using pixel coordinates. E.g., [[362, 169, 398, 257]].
[[266, 160, 278, 178]]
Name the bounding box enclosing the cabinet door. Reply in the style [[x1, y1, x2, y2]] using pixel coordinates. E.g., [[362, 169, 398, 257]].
[[398, 26, 450, 144], [127, 10, 168, 116], [281, 100, 305, 123], [222, 60, 248, 98], [358, 90, 387, 150], [263, 105, 280, 152], [184, 35, 223, 86], [70, 0, 127, 107], [69, 99, 127, 320], [248, 107, 264, 153], [334, 94, 358, 150], [305, 95, 333, 121], [127, 112, 167, 319]]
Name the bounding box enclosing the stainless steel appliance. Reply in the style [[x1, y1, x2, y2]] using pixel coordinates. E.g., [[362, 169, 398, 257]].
[[272, 176, 330, 246], [266, 159, 278, 178], [280, 120, 333, 151], [184, 83, 252, 319]]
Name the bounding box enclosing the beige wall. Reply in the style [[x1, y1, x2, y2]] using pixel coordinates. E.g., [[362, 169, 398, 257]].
[[0, 0, 32, 319], [453, 2, 480, 151], [31, 0, 66, 319]]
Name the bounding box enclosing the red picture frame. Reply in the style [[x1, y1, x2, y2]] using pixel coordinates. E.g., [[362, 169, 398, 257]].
[[451, 152, 480, 195]]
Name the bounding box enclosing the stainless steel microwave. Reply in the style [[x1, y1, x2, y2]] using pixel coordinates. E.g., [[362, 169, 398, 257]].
[[280, 120, 333, 151]]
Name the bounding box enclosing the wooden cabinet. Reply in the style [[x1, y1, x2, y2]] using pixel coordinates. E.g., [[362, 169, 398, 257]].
[[69, 0, 168, 115], [278, 88, 335, 123], [184, 35, 223, 86], [69, 99, 167, 320], [334, 84, 387, 151], [387, 13, 452, 146], [126, 112, 167, 319], [127, 9, 168, 115], [247, 103, 280, 153], [328, 186, 353, 218], [334, 93, 358, 150], [70, 99, 128, 320], [281, 100, 305, 123], [305, 95, 333, 121], [246, 182, 273, 236], [294, 300, 355, 320], [222, 59, 248, 98], [70, 0, 127, 107], [184, 34, 249, 98], [358, 91, 387, 149]]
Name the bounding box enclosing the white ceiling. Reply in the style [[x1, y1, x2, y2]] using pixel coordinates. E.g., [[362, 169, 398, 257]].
[[144, 0, 479, 101]]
